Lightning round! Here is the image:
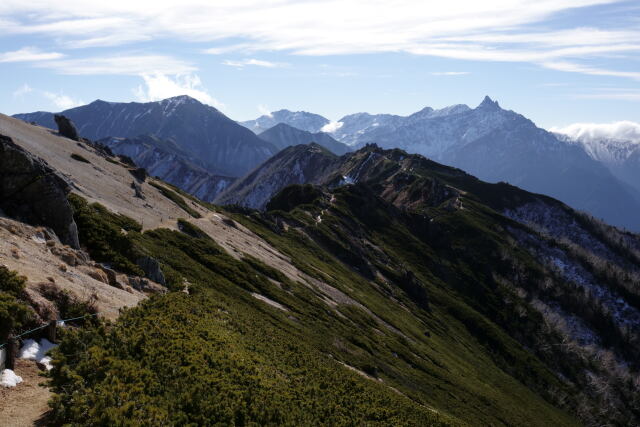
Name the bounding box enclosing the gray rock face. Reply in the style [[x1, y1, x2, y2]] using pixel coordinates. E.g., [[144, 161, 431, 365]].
[[100, 135, 236, 202], [0, 134, 80, 248], [136, 256, 166, 286], [53, 114, 80, 141], [215, 143, 340, 210]]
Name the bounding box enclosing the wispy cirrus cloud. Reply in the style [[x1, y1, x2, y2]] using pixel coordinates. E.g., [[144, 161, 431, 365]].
[[542, 61, 640, 80], [35, 54, 195, 75], [0, 47, 64, 62], [575, 88, 640, 101], [222, 58, 287, 68], [12, 83, 33, 97], [11, 83, 83, 109], [0, 0, 638, 80]]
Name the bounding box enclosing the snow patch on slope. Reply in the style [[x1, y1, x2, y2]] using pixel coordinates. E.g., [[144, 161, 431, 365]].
[[19, 339, 57, 371], [0, 369, 23, 388]]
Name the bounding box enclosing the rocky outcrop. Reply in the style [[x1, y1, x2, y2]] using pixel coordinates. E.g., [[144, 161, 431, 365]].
[[131, 181, 145, 199], [128, 276, 166, 293], [54, 114, 80, 141], [215, 143, 339, 209], [101, 135, 236, 202], [0, 134, 80, 248], [136, 256, 166, 286], [129, 167, 147, 183]]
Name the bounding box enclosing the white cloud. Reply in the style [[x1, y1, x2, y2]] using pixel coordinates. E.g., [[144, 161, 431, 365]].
[[222, 58, 286, 68], [257, 104, 273, 118], [13, 83, 33, 97], [321, 121, 343, 133], [0, 47, 64, 62], [551, 121, 640, 143], [577, 91, 640, 101], [542, 61, 640, 80], [42, 91, 84, 109], [203, 44, 254, 55], [133, 73, 223, 109], [431, 71, 470, 76], [10, 82, 83, 109], [37, 54, 195, 75], [1, 0, 636, 80]]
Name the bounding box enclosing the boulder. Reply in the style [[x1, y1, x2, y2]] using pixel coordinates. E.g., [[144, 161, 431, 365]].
[[78, 266, 109, 284], [50, 245, 87, 266], [128, 276, 166, 293], [131, 181, 145, 199], [98, 264, 119, 287], [129, 167, 147, 183], [136, 256, 166, 286], [53, 114, 80, 141], [0, 134, 80, 248]]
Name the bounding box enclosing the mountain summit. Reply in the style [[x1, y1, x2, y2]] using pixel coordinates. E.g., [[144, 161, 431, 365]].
[[240, 109, 330, 134], [14, 95, 278, 177], [477, 95, 500, 110]]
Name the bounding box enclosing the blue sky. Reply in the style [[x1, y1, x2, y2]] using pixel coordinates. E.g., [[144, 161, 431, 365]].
[[1, 0, 639, 131]]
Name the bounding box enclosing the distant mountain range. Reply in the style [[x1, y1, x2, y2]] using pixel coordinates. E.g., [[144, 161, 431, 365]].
[[15, 95, 640, 229], [14, 97, 348, 201], [554, 132, 640, 196], [240, 97, 640, 230]]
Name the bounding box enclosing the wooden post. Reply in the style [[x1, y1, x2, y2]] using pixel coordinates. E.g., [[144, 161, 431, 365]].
[[6, 336, 17, 370], [46, 320, 57, 343]]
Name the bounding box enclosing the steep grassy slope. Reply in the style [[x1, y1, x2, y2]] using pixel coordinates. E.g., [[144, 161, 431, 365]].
[[3, 118, 638, 425], [46, 186, 581, 426]]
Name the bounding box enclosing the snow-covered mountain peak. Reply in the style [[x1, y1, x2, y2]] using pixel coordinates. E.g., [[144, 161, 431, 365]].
[[411, 106, 435, 117], [160, 95, 201, 111], [551, 122, 640, 168], [427, 104, 471, 118], [241, 109, 330, 134]]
